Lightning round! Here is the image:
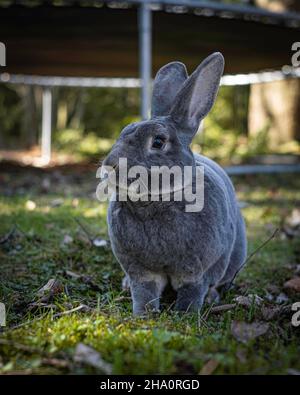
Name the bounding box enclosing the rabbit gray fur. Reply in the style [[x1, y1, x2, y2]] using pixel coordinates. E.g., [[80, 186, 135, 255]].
[[103, 52, 247, 315]]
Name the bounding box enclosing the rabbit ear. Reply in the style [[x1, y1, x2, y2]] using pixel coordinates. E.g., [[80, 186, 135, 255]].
[[170, 52, 224, 145], [151, 62, 188, 117]]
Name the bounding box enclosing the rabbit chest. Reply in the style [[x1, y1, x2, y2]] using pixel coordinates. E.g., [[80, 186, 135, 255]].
[[107, 200, 227, 275]]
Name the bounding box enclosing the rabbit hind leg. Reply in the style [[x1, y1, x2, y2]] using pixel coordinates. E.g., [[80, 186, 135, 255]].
[[218, 225, 247, 290]]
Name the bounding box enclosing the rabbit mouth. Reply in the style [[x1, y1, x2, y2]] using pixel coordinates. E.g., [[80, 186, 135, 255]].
[[99, 173, 193, 200]]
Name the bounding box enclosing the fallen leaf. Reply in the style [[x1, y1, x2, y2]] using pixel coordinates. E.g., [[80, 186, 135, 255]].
[[93, 237, 108, 248], [62, 234, 73, 245], [276, 292, 289, 304], [74, 343, 112, 374], [234, 294, 263, 308], [231, 321, 269, 344], [284, 277, 300, 293], [37, 279, 64, 302], [261, 306, 281, 321], [199, 359, 219, 375]]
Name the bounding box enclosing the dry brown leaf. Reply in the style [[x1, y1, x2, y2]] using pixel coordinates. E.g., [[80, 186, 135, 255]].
[[261, 306, 281, 321], [74, 343, 112, 374], [62, 234, 73, 245], [234, 294, 263, 308], [231, 321, 269, 344], [37, 278, 64, 302], [284, 277, 300, 293], [199, 359, 219, 375]]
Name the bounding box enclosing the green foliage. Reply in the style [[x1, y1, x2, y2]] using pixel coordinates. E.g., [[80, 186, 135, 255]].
[[0, 85, 23, 147], [193, 85, 251, 163], [1, 81, 300, 162], [53, 129, 115, 159], [80, 88, 140, 139]]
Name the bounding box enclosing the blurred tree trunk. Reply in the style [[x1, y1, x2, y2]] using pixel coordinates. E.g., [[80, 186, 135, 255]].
[[249, 79, 300, 148], [249, 0, 300, 149]]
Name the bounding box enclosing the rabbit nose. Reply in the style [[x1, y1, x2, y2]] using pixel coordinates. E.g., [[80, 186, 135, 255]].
[[100, 155, 119, 179], [102, 153, 119, 169]]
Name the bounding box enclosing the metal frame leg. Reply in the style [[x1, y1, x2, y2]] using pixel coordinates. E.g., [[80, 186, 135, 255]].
[[41, 87, 52, 164], [138, 1, 152, 120]]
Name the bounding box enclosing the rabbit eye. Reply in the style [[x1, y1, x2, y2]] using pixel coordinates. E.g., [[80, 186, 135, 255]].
[[152, 135, 166, 149]]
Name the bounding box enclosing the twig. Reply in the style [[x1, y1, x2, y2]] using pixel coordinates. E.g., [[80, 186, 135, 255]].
[[74, 218, 93, 245], [52, 304, 90, 319], [244, 228, 279, 266], [166, 300, 176, 312], [230, 228, 279, 286], [202, 302, 216, 321], [0, 225, 16, 245], [210, 303, 236, 314], [113, 296, 132, 302]]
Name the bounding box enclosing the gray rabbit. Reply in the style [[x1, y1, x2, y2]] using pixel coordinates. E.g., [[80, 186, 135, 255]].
[[101, 52, 247, 315]]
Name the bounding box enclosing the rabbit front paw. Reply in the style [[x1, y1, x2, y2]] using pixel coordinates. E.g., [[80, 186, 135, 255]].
[[129, 273, 167, 316]]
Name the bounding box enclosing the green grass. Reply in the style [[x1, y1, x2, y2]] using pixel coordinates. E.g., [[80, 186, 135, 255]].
[[0, 167, 300, 374]]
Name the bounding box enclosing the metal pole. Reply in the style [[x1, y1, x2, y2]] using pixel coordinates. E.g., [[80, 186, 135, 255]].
[[41, 87, 52, 164], [138, 0, 152, 120]]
